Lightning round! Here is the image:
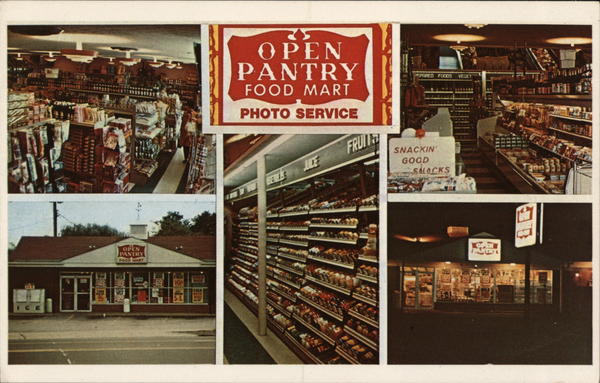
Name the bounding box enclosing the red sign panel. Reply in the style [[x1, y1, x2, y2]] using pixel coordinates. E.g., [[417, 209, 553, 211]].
[[117, 244, 147, 264], [515, 203, 537, 248], [208, 24, 393, 129]]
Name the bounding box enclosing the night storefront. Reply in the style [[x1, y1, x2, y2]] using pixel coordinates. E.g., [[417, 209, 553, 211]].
[[9, 225, 216, 314], [390, 234, 562, 312]]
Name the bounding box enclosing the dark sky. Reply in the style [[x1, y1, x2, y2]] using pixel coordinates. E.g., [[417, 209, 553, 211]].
[[388, 203, 592, 262]]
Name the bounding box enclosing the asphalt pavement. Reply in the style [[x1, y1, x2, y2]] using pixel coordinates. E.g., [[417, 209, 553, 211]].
[[9, 314, 216, 364]]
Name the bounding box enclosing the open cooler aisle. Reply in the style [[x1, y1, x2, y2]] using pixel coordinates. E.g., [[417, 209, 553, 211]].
[[224, 134, 380, 365]]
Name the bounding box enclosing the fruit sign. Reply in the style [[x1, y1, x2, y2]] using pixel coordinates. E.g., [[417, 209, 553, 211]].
[[515, 203, 537, 248], [204, 24, 395, 132]]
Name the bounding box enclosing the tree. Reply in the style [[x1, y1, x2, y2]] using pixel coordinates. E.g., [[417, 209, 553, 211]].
[[154, 211, 191, 236], [153, 211, 215, 236], [61, 223, 125, 237], [190, 211, 216, 235]]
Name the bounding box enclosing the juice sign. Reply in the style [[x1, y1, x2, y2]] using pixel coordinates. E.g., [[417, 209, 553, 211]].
[[206, 24, 394, 130]]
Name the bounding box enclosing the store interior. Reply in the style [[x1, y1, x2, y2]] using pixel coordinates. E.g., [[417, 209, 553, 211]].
[[390, 24, 592, 194], [7, 25, 215, 193], [223, 134, 380, 364], [387, 202, 593, 364]]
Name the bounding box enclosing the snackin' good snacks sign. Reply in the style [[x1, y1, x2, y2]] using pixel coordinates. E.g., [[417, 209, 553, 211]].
[[205, 24, 394, 131]]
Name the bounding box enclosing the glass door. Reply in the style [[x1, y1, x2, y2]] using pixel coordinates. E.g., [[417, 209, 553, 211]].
[[60, 276, 75, 311], [76, 276, 92, 312], [416, 270, 434, 309], [60, 275, 92, 312]]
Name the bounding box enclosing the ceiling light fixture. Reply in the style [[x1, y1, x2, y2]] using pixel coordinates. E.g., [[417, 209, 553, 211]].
[[165, 59, 177, 69], [450, 44, 469, 52], [546, 37, 592, 47], [14, 53, 24, 61], [175, 62, 183, 70], [119, 50, 140, 67], [433, 33, 486, 43], [43, 52, 58, 62], [148, 57, 164, 68], [61, 41, 97, 63], [107, 57, 116, 65], [464, 24, 487, 30]]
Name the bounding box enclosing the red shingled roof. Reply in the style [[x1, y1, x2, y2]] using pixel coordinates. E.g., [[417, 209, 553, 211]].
[[10, 235, 216, 262]]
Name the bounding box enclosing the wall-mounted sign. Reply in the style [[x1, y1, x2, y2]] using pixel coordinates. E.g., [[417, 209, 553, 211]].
[[468, 238, 501, 261], [389, 137, 455, 177], [204, 24, 396, 132], [226, 134, 379, 201], [515, 203, 537, 248], [116, 244, 147, 264]]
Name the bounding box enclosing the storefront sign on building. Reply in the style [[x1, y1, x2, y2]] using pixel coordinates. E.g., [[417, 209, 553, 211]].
[[468, 238, 501, 261], [515, 203, 537, 248], [116, 244, 147, 264], [389, 137, 456, 177], [204, 24, 395, 132]]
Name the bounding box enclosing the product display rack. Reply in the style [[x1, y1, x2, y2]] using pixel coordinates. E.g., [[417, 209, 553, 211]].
[[413, 70, 480, 149], [225, 135, 380, 364], [478, 74, 593, 194]]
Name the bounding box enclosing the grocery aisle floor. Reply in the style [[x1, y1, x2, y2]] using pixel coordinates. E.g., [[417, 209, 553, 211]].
[[153, 148, 186, 194], [224, 289, 300, 364], [462, 151, 514, 194]]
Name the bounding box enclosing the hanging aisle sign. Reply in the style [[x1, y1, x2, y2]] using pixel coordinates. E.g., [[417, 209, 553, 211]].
[[203, 24, 397, 133], [515, 203, 538, 248]]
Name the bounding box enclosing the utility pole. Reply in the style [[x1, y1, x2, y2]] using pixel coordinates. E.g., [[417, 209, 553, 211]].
[[52, 202, 62, 237]]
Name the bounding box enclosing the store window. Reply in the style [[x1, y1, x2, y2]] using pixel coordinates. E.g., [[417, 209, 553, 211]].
[[403, 264, 553, 306], [91, 271, 208, 305]]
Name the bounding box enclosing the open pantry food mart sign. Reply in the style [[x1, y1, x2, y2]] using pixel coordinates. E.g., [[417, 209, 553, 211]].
[[116, 244, 147, 264], [202, 24, 398, 133]]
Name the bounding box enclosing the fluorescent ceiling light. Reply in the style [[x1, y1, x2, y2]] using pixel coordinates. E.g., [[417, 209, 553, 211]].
[[546, 37, 592, 46], [464, 24, 487, 30], [119, 50, 140, 67], [148, 57, 164, 68], [43, 52, 58, 62], [433, 34, 486, 43]]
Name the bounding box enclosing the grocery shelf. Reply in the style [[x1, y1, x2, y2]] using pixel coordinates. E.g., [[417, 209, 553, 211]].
[[266, 237, 280, 243], [277, 251, 306, 263], [356, 274, 378, 284], [357, 255, 378, 264], [335, 346, 361, 365], [284, 332, 324, 365], [549, 114, 592, 123], [308, 236, 358, 245], [279, 226, 309, 231], [274, 274, 302, 289], [305, 275, 352, 296], [307, 254, 355, 270], [310, 207, 357, 215], [310, 223, 358, 229], [293, 314, 336, 345], [343, 325, 378, 351], [353, 293, 377, 306], [270, 286, 297, 302], [279, 211, 309, 217], [267, 298, 292, 318], [297, 294, 344, 322], [279, 239, 309, 247], [276, 263, 305, 276], [348, 309, 378, 328], [547, 127, 592, 141], [66, 87, 156, 100], [267, 316, 286, 334]]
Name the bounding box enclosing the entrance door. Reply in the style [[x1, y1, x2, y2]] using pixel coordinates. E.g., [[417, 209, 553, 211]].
[[402, 268, 435, 310], [60, 276, 92, 312]]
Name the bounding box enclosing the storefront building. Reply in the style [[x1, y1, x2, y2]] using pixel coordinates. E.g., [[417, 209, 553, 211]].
[[9, 225, 215, 314], [389, 234, 576, 312]]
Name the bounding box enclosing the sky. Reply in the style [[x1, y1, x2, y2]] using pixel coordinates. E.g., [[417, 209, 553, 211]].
[[8, 201, 215, 245]]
